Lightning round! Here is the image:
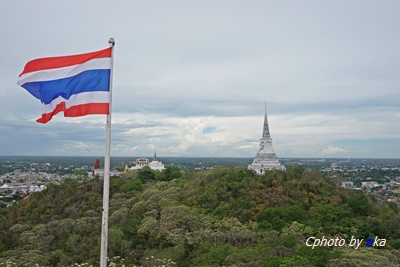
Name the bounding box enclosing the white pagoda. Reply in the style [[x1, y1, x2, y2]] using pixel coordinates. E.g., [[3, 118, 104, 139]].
[[248, 103, 285, 174]]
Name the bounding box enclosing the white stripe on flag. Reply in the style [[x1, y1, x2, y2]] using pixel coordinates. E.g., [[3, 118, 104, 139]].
[[42, 91, 111, 113], [17, 58, 112, 86]]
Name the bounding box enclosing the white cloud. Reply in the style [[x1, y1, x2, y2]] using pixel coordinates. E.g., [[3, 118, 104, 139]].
[[113, 113, 260, 156], [322, 145, 348, 155]]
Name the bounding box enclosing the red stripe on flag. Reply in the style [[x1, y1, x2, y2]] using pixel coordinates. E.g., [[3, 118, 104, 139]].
[[37, 102, 110, 124], [20, 47, 112, 76]]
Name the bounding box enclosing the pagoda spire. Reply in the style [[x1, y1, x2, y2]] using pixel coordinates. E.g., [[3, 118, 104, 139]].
[[262, 102, 271, 138], [248, 102, 285, 174]]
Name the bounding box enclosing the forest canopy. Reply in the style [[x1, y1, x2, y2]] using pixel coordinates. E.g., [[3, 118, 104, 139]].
[[0, 165, 399, 266]]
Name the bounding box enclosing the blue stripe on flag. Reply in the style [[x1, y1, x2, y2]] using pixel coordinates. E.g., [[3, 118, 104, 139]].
[[21, 69, 110, 105]]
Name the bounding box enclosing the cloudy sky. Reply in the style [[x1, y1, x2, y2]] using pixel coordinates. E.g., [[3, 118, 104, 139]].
[[1, 0, 399, 158]]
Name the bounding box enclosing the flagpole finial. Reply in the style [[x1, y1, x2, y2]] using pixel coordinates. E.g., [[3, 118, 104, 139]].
[[108, 38, 115, 46]]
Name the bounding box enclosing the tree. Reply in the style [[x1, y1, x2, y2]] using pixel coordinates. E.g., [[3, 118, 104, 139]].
[[260, 256, 281, 267], [308, 203, 355, 235], [256, 205, 307, 231], [160, 166, 182, 181], [202, 244, 232, 266], [120, 178, 142, 192], [348, 193, 370, 216], [137, 166, 156, 182], [108, 227, 131, 257], [388, 202, 398, 214], [327, 248, 399, 267]]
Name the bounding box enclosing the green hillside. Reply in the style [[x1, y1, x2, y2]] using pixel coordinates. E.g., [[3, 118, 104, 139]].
[[1, 166, 400, 266]]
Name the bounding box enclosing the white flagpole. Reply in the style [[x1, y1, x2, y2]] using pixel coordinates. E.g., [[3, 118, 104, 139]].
[[100, 37, 115, 267]]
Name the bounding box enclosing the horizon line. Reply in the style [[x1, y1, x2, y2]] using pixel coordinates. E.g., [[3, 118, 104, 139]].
[[0, 155, 400, 160]]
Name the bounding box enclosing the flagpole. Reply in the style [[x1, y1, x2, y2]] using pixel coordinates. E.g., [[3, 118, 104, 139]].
[[100, 37, 115, 267]]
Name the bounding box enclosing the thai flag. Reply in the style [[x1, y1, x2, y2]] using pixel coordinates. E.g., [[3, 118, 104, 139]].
[[17, 47, 112, 123]]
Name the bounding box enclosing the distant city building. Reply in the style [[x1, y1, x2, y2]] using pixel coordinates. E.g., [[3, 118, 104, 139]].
[[342, 181, 354, 188], [92, 158, 121, 178], [130, 151, 165, 171], [0, 184, 13, 193], [361, 181, 379, 189], [132, 158, 150, 168], [29, 184, 46, 193], [248, 103, 285, 174]]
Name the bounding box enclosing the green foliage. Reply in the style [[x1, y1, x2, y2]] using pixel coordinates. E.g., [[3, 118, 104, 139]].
[[260, 256, 281, 267], [308, 203, 356, 236], [160, 166, 182, 181], [256, 205, 307, 231], [387, 238, 400, 249], [201, 244, 232, 266], [136, 166, 156, 182], [348, 193, 370, 216], [356, 216, 385, 239], [388, 201, 398, 214], [108, 227, 131, 258], [120, 178, 142, 192], [293, 245, 337, 267], [280, 256, 315, 267], [326, 247, 400, 267], [0, 166, 399, 266]]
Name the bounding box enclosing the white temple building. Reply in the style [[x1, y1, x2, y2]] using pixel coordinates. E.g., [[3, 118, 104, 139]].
[[248, 103, 285, 174], [130, 151, 165, 171]]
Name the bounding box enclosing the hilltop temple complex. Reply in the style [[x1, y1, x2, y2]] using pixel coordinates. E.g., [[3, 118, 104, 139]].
[[130, 151, 165, 171]]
